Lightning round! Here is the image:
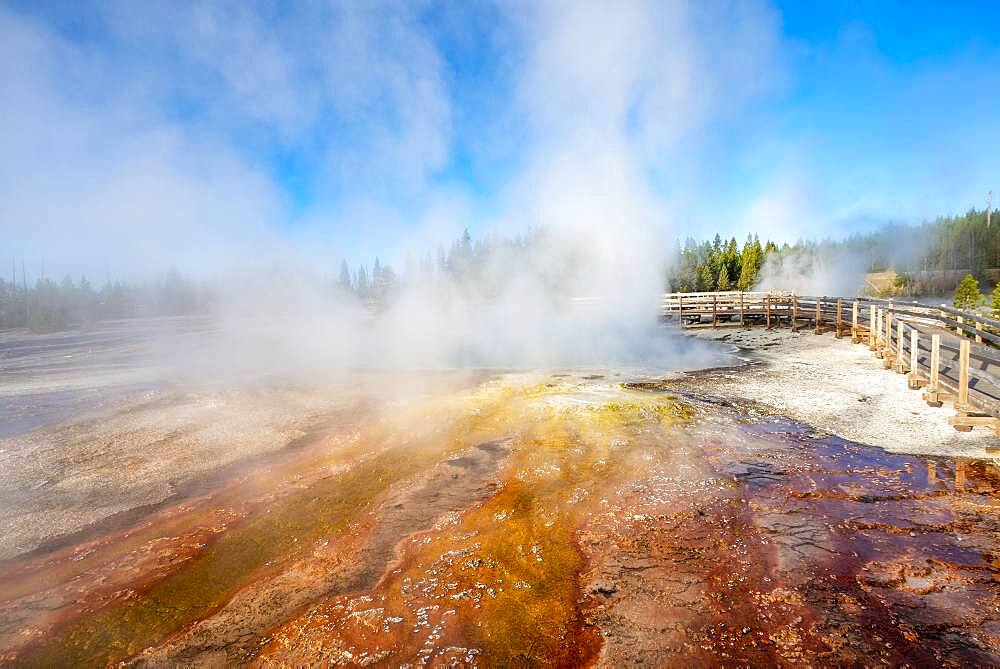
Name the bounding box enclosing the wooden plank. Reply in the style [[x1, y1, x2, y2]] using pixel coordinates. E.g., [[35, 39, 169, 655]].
[[947, 415, 996, 426], [958, 338, 970, 407], [851, 300, 858, 340], [874, 309, 884, 357], [792, 296, 798, 332], [835, 297, 843, 338], [948, 414, 996, 432], [925, 333, 942, 406], [815, 298, 822, 334], [934, 302, 1000, 330], [765, 295, 771, 329], [868, 305, 876, 348], [894, 319, 906, 373], [885, 310, 893, 356], [908, 329, 924, 388]]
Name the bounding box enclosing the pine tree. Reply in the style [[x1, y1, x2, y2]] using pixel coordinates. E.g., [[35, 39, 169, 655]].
[[376, 265, 397, 303], [717, 266, 732, 291], [699, 254, 717, 291], [712, 234, 723, 256], [737, 234, 763, 290], [436, 245, 447, 273], [953, 274, 984, 310], [723, 237, 741, 284], [355, 266, 369, 300], [338, 260, 351, 291]]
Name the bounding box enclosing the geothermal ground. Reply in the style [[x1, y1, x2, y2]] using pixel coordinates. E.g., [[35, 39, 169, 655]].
[[0, 321, 998, 667]]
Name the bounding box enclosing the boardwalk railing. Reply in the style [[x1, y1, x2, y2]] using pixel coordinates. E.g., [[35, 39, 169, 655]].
[[662, 291, 1000, 445]]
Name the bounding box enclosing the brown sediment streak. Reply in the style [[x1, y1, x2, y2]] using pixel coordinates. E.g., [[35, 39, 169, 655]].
[[5, 380, 530, 667], [254, 477, 603, 667], [255, 390, 694, 666], [0, 405, 370, 591], [3, 376, 999, 667], [254, 486, 604, 667], [131, 437, 517, 666], [0, 408, 374, 662], [571, 392, 1000, 667]]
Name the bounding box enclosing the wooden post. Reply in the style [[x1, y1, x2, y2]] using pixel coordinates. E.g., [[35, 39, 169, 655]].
[[678, 294, 683, 327], [815, 298, 822, 334], [975, 320, 983, 344], [908, 328, 920, 387], [895, 319, 905, 372], [956, 314, 964, 338], [869, 305, 876, 348], [792, 296, 798, 332], [929, 334, 940, 390], [885, 310, 893, 356], [712, 294, 717, 327], [878, 310, 884, 355], [835, 298, 843, 338], [958, 338, 970, 408], [851, 300, 858, 340], [766, 295, 771, 329], [924, 333, 943, 407], [739, 291, 745, 326]]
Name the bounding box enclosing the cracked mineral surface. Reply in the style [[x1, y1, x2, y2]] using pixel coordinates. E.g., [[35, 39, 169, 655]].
[[1, 326, 998, 667]]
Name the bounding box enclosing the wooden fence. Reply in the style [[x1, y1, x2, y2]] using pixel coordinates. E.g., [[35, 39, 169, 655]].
[[662, 291, 1000, 444]]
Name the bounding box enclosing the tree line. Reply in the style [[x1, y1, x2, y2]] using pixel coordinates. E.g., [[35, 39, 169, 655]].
[[334, 227, 545, 305], [1, 227, 518, 332], [6, 206, 998, 332], [0, 268, 208, 332], [668, 207, 1000, 296], [336, 256, 398, 304], [668, 234, 776, 292]]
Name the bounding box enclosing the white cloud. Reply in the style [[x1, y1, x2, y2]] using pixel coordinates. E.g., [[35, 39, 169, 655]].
[[0, 1, 461, 278]]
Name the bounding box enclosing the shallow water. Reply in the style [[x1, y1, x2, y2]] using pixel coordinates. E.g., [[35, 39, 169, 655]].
[[0, 371, 997, 667]]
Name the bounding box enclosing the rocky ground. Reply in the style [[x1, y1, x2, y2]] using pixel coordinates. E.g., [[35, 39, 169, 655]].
[[680, 325, 1000, 459], [0, 323, 997, 667]]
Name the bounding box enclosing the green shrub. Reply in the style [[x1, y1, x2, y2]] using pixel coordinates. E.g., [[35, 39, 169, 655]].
[[953, 273, 985, 311]]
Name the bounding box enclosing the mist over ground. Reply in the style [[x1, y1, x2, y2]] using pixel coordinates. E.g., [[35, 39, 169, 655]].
[[3, 1, 999, 372], [2, 1, 780, 374]]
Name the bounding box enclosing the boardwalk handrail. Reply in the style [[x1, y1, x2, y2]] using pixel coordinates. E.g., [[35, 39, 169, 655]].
[[661, 290, 1000, 443], [662, 292, 1000, 338]]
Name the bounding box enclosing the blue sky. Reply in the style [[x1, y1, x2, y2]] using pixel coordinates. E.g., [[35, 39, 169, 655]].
[[2, 0, 999, 277]]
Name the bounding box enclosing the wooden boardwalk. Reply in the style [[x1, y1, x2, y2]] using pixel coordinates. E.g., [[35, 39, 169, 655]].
[[662, 291, 1000, 446]]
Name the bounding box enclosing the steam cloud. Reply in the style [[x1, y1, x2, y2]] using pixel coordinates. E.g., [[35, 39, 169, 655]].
[[1, 1, 785, 375]]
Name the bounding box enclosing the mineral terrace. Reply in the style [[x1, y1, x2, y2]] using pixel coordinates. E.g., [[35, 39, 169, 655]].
[[0, 323, 997, 667]]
